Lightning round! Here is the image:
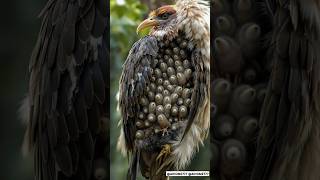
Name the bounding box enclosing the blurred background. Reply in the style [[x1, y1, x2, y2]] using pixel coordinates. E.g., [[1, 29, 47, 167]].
[[0, 0, 46, 179], [110, 0, 210, 179]]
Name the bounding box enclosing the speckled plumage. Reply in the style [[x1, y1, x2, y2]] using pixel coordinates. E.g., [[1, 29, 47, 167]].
[[117, 0, 210, 179]]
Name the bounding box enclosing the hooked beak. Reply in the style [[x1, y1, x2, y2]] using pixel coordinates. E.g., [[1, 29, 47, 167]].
[[136, 17, 159, 34]]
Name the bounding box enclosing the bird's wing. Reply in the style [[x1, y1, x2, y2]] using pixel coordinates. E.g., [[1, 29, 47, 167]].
[[182, 49, 209, 140], [118, 36, 159, 151], [252, 0, 320, 179], [27, 0, 108, 179]]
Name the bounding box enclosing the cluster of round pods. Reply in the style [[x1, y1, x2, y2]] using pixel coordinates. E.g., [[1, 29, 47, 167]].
[[135, 34, 194, 140], [211, 78, 267, 179], [212, 0, 271, 179]]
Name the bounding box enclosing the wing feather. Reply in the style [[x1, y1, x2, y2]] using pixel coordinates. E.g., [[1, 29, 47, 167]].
[[26, 0, 108, 179], [252, 0, 320, 179], [181, 49, 209, 140], [118, 36, 158, 151]]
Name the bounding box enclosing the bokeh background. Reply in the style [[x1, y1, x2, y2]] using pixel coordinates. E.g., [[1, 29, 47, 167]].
[[110, 0, 210, 179], [0, 0, 46, 179]]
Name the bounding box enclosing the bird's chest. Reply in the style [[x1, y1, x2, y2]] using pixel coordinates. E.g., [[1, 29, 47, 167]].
[[135, 34, 195, 150]]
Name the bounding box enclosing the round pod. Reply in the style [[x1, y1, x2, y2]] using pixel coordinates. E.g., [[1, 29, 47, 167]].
[[173, 47, 180, 54], [139, 97, 149, 106], [180, 40, 188, 48], [175, 86, 183, 96], [147, 113, 156, 123], [237, 23, 262, 59], [147, 91, 155, 101], [220, 139, 247, 177], [235, 116, 258, 143], [156, 105, 164, 115], [184, 68, 193, 80], [214, 36, 244, 74], [162, 73, 168, 79], [171, 106, 179, 116], [163, 96, 172, 105], [165, 49, 172, 55], [171, 93, 179, 103], [164, 104, 172, 115], [138, 112, 145, 119], [179, 105, 188, 118], [149, 102, 157, 113], [135, 130, 145, 139], [154, 68, 162, 78], [182, 88, 191, 99], [215, 15, 236, 35], [167, 67, 176, 76], [213, 114, 236, 139], [184, 98, 192, 107], [177, 98, 184, 106], [157, 114, 171, 129], [175, 60, 182, 67], [173, 54, 180, 61], [135, 120, 144, 129], [169, 75, 178, 85], [212, 78, 232, 113], [167, 58, 174, 66], [183, 60, 191, 69], [177, 73, 187, 85], [156, 78, 163, 85], [149, 83, 157, 92], [155, 93, 164, 105], [160, 62, 168, 72], [144, 120, 151, 128], [180, 49, 187, 58], [243, 67, 257, 84], [176, 66, 185, 73], [157, 86, 164, 93], [167, 85, 175, 93], [228, 85, 257, 119]]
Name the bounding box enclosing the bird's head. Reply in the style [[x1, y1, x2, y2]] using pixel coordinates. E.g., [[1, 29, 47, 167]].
[[137, 5, 177, 37]]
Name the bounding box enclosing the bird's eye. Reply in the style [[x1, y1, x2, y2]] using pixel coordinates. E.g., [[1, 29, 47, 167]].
[[160, 13, 170, 19]]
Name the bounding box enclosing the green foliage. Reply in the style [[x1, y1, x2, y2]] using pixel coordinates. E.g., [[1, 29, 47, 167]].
[[110, 0, 148, 179]]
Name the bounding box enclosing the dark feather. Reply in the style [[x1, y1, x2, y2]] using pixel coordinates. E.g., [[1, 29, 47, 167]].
[[74, 90, 88, 132], [252, 0, 320, 179], [66, 107, 79, 140], [92, 7, 105, 37], [119, 36, 158, 150], [26, 0, 108, 179], [54, 146, 73, 176], [182, 50, 208, 140], [55, 114, 70, 145]]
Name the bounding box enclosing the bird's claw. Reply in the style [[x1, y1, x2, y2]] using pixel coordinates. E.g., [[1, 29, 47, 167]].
[[156, 144, 171, 163], [161, 128, 169, 136]]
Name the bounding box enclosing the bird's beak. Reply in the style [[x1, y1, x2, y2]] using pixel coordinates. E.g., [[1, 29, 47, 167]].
[[136, 17, 159, 34]]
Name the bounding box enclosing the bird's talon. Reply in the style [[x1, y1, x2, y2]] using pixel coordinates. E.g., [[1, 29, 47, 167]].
[[156, 144, 171, 163], [161, 128, 169, 136]]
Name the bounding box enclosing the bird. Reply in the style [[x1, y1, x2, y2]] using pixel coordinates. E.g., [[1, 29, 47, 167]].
[[20, 0, 109, 180], [117, 0, 210, 179], [211, 0, 320, 180]]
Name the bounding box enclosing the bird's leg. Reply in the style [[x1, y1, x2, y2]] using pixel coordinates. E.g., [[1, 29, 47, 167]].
[[156, 144, 172, 163], [161, 127, 169, 136]]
